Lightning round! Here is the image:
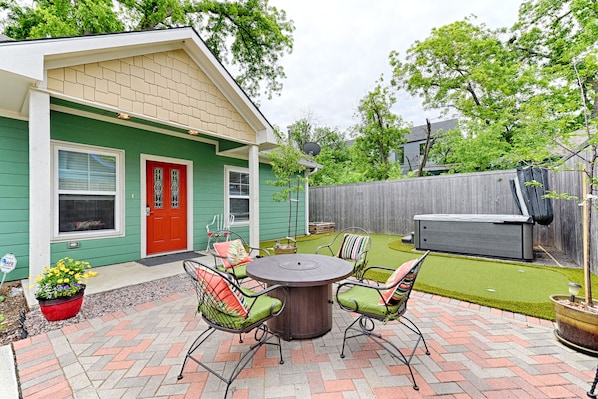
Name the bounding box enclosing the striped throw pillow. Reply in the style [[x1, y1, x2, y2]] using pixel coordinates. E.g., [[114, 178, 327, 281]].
[[213, 239, 252, 269], [338, 234, 369, 261], [379, 260, 417, 306], [195, 265, 249, 317]]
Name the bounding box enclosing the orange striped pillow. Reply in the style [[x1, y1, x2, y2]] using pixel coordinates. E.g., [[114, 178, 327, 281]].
[[195, 265, 248, 317], [213, 239, 252, 268], [379, 260, 417, 306]]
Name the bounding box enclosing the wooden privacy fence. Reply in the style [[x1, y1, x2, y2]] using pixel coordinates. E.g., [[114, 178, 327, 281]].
[[309, 166, 591, 272]]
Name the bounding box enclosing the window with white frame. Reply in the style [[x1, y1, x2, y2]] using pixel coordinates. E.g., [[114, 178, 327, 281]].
[[53, 142, 123, 238], [226, 166, 250, 223]]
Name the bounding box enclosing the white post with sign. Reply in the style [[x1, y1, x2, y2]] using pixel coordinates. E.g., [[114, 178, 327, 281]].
[[0, 253, 17, 295]]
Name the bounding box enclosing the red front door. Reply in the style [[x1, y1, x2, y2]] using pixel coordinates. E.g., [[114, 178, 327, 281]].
[[146, 161, 187, 255]]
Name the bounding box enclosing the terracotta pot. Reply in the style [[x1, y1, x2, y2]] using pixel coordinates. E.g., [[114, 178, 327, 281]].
[[37, 286, 85, 321], [551, 294, 598, 355]]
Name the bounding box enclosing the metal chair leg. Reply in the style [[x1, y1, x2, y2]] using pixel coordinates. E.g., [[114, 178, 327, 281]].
[[588, 364, 598, 398], [178, 324, 283, 398], [339, 314, 429, 391]]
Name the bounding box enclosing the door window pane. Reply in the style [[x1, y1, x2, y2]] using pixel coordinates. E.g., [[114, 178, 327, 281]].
[[171, 169, 180, 208], [154, 167, 163, 209]]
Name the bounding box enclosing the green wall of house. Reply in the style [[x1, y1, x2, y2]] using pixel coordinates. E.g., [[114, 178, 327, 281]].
[[50, 110, 299, 266], [0, 117, 30, 281], [259, 163, 306, 242], [0, 111, 304, 281]]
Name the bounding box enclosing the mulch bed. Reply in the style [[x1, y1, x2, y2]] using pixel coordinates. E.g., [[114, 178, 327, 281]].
[[0, 281, 29, 346]]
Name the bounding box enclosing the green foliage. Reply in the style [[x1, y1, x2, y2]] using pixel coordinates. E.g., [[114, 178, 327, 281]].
[[309, 146, 363, 186], [283, 113, 364, 186], [0, 0, 295, 100], [351, 77, 410, 180], [389, 0, 597, 173], [266, 143, 306, 239], [32, 257, 98, 299], [286, 113, 346, 151]]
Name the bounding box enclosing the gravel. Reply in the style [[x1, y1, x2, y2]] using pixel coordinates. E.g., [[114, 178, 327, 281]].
[[22, 273, 194, 338]]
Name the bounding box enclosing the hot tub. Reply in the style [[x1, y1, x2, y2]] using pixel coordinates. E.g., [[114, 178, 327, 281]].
[[413, 214, 534, 260]]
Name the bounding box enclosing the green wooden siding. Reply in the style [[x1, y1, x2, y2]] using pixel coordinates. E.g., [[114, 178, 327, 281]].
[[0, 117, 30, 280], [258, 164, 305, 241], [0, 110, 303, 280], [49, 111, 298, 268]]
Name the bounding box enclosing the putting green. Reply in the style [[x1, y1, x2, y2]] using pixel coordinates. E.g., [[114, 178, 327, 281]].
[[262, 233, 585, 320], [416, 255, 568, 303]]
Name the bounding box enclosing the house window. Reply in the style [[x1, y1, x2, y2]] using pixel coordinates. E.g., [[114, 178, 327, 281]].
[[53, 142, 123, 238], [396, 147, 405, 164], [226, 167, 249, 223]]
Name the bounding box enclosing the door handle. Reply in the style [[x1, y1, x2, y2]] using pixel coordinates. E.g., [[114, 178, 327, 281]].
[[146, 204, 151, 216]]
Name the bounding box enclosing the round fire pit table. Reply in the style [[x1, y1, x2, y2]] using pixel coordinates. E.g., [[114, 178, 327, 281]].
[[246, 254, 353, 341]]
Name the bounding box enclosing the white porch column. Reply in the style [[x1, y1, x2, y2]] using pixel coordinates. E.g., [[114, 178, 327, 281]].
[[28, 89, 52, 287], [248, 144, 260, 248]]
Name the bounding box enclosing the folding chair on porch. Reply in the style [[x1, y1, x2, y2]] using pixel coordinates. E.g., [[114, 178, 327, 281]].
[[335, 251, 431, 391], [178, 260, 286, 398]]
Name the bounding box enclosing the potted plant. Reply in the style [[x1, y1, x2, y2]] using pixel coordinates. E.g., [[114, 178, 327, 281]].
[[31, 257, 98, 321], [548, 159, 598, 354], [545, 57, 598, 354], [267, 142, 308, 254]]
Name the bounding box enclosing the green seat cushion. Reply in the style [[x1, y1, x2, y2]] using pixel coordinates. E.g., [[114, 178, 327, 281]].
[[218, 263, 248, 279], [200, 289, 282, 330], [337, 285, 401, 319]]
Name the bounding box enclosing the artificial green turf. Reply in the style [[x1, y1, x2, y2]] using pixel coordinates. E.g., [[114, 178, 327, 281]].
[[261, 233, 596, 321]]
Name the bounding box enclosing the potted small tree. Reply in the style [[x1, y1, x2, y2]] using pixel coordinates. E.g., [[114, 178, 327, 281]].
[[545, 58, 598, 354], [267, 142, 307, 254]]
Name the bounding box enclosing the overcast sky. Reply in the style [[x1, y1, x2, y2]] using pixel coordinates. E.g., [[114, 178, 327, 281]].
[[258, 0, 524, 134]]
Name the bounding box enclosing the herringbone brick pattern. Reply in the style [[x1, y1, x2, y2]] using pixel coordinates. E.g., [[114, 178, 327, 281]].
[[13, 291, 597, 398]]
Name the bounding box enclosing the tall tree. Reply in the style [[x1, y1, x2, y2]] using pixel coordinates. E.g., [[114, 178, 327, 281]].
[[0, 0, 295, 100], [512, 0, 597, 122], [351, 78, 410, 180], [389, 17, 542, 172], [390, 3, 597, 173]]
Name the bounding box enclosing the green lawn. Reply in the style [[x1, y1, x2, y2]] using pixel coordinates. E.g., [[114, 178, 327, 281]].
[[262, 233, 594, 320]]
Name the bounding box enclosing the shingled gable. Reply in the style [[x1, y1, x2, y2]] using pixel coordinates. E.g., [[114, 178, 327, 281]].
[[0, 28, 277, 153]]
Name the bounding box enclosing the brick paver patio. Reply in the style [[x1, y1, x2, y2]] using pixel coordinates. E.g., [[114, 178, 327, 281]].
[[13, 290, 598, 398]]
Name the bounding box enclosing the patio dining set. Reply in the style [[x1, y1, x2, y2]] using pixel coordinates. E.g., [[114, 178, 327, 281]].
[[178, 227, 431, 398]]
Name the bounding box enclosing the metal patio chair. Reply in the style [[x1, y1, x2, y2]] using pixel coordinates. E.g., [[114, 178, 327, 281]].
[[336, 251, 431, 391], [207, 229, 270, 284], [206, 214, 234, 250], [315, 227, 371, 280], [177, 260, 286, 398]]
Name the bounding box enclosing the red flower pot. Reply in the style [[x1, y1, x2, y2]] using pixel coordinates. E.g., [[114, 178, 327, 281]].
[[37, 286, 85, 321]]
